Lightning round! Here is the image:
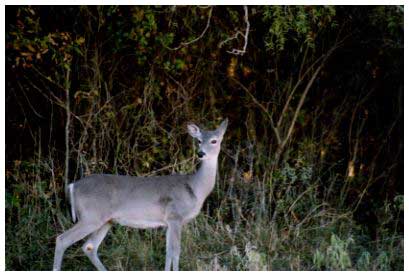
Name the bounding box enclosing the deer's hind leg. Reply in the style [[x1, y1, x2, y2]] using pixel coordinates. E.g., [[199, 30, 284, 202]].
[[53, 221, 103, 270], [82, 223, 112, 271]]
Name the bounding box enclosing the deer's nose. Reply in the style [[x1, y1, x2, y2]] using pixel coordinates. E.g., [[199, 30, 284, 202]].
[[197, 151, 206, 158]]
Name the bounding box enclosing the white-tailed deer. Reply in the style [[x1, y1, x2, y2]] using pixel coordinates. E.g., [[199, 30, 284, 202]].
[[53, 119, 228, 271]]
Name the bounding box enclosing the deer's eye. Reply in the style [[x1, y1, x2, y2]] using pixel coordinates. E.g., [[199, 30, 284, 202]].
[[211, 140, 217, 144], [198, 140, 202, 144]]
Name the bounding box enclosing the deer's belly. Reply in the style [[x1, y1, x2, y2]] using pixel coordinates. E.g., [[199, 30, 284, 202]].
[[113, 217, 166, 229], [112, 201, 167, 228]]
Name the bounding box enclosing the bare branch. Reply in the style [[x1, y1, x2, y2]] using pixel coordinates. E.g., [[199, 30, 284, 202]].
[[219, 6, 250, 56]]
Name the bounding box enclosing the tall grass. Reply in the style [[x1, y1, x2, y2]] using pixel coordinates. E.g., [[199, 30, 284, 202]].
[[5, 141, 403, 270]]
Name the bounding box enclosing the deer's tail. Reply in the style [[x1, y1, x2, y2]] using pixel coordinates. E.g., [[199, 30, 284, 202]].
[[68, 183, 77, 223]]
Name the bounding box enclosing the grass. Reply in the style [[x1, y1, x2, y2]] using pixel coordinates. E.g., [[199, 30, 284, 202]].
[[5, 204, 403, 270], [5, 156, 403, 271]]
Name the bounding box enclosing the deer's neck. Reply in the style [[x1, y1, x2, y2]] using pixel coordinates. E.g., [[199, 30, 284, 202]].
[[192, 157, 218, 202]]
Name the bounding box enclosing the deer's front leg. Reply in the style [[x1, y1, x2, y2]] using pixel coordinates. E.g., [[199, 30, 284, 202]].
[[165, 219, 182, 271]]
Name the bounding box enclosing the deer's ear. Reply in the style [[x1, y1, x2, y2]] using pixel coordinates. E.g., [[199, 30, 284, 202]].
[[187, 123, 201, 138], [217, 118, 229, 137]]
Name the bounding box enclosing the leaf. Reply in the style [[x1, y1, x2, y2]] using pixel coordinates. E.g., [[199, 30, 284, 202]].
[[76, 37, 85, 45], [174, 58, 186, 70], [243, 171, 252, 183], [26, 44, 36, 52]]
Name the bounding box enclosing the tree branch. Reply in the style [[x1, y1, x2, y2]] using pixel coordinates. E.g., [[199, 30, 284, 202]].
[[167, 6, 213, 51], [274, 45, 339, 164], [231, 78, 282, 145]]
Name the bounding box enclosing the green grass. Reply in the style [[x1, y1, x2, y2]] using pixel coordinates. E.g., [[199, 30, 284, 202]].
[[5, 157, 403, 270], [5, 205, 403, 270]]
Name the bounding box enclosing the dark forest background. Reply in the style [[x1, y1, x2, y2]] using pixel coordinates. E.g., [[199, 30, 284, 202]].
[[5, 5, 403, 270]]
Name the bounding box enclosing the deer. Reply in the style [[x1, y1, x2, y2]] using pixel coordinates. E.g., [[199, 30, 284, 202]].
[[53, 119, 228, 271]]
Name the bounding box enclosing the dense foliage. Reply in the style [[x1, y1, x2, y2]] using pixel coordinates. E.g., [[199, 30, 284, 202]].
[[5, 6, 403, 270]]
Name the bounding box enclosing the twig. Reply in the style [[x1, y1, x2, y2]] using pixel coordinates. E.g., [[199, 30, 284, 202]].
[[277, 53, 327, 127], [167, 6, 213, 51], [231, 78, 282, 145], [228, 146, 241, 198], [64, 66, 71, 191], [165, 72, 189, 100], [280, 59, 325, 151], [16, 82, 45, 119], [23, 74, 86, 128], [142, 157, 196, 177], [31, 65, 66, 92]]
